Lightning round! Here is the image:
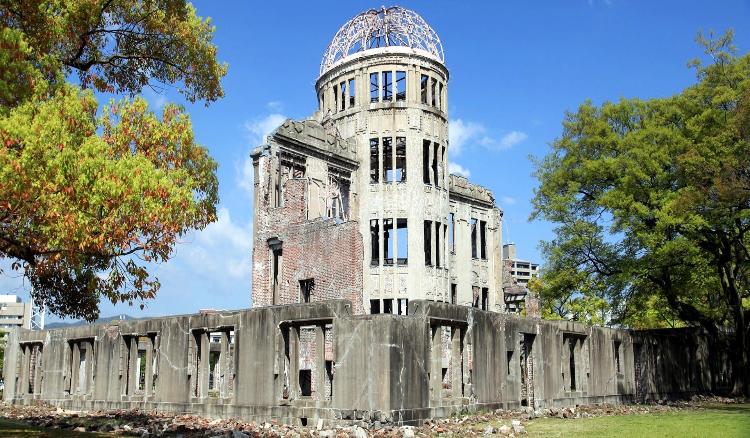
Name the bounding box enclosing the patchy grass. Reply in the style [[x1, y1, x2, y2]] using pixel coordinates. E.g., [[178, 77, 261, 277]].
[[0, 418, 103, 437], [523, 404, 750, 438]]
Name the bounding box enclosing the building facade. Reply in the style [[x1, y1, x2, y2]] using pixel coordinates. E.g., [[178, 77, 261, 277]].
[[1, 6, 733, 427], [0, 295, 31, 330], [503, 243, 539, 287], [251, 6, 503, 314]]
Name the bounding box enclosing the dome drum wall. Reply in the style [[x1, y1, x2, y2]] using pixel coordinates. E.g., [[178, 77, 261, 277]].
[[316, 46, 453, 311]]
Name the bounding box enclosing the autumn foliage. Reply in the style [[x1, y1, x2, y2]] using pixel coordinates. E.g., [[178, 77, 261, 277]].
[[0, 1, 226, 320]]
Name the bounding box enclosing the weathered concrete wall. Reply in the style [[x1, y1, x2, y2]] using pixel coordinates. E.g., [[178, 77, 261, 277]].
[[3, 301, 726, 426]]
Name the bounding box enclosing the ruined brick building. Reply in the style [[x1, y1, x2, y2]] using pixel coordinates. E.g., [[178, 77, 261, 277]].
[[252, 6, 503, 316], [2, 6, 733, 427]]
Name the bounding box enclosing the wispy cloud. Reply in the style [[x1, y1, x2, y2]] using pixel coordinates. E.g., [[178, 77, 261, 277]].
[[449, 119, 528, 155], [179, 207, 253, 281], [448, 162, 471, 178], [237, 110, 287, 197], [501, 196, 517, 206], [448, 119, 485, 157]]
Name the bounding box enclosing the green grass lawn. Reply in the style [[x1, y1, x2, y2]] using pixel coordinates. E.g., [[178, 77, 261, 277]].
[[523, 404, 750, 438], [0, 418, 104, 437]]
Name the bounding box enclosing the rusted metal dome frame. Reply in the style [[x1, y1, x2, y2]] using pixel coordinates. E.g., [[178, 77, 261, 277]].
[[320, 6, 445, 76]]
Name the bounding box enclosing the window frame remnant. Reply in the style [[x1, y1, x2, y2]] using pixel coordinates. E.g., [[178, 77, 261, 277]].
[[431, 77, 438, 107], [451, 284, 457, 304], [398, 298, 409, 315], [449, 213, 455, 253], [269, 239, 283, 305], [300, 278, 314, 303], [370, 299, 381, 314], [396, 218, 408, 266], [424, 220, 433, 266], [384, 218, 394, 266], [395, 136, 406, 182], [370, 219, 380, 266], [470, 218, 478, 259], [435, 220, 442, 268], [370, 138, 380, 184], [348, 78, 355, 107], [370, 72, 379, 103], [420, 74, 428, 104], [481, 287, 489, 311], [333, 84, 338, 112], [383, 136, 394, 182], [339, 81, 346, 111], [327, 168, 350, 221], [480, 220, 487, 260], [383, 298, 393, 314], [423, 140, 431, 184], [396, 70, 406, 101], [382, 71, 393, 101]]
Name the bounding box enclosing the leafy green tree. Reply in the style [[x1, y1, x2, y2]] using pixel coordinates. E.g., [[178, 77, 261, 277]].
[[532, 31, 750, 395], [0, 1, 226, 320]]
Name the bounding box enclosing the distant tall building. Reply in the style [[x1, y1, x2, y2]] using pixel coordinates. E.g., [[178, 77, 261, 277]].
[[0, 295, 32, 330], [502, 243, 539, 287]]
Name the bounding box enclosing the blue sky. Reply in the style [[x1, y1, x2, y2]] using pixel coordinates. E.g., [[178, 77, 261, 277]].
[[3, 1, 750, 322]]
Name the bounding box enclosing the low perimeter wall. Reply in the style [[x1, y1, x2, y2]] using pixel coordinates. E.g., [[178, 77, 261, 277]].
[[2, 300, 729, 426]]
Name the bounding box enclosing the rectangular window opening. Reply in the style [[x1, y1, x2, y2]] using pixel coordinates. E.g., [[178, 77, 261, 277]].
[[396, 71, 406, 101], [422, 140, 431, 184], [271, 245, 282, 305], [420, 74, 428, 104], [370, 219, 380, 266], [395, 137, 406, 182], [340, 81, 346, 111], [432, 143, 439, 188], [348, 78, 355, 107], [424, 220, 433, 266], [449, 213, 455, 253], [480, 220, 487, 260], [370, 299, 381, 314], [470, 218, 478, 259], [300, 279, 314, 303], [383, 218, 394, 266], [481, 287, 489, 311], [450, 284, 457, 305], [370, 72, 379, 103], [383, 298, 393, 314], [439, 82, 444, 110], [299, 369, 312, 397], [333, 84, 338, 112], [435, 221, 442, 268], [383, 137, 394, 182], [431, 77, 437, 107], [398, 298, 409, 315], [370, 138, 379, 184], [397, 218, 408, 265], [382, 71, 393, 101]]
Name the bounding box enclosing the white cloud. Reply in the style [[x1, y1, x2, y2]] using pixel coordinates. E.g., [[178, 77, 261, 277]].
[[498, 131, 529, 150], [243, 113, 287, 147], [501, 196, 517, 206], [267, 101, 284, 112], [178, 207, 253, 280], [449, 119, 485, 157], [449, 119, 527, 154], [448, 162, 471, 178], [238, 112, 287, 197]]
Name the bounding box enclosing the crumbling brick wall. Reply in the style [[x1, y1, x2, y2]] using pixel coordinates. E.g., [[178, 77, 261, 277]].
[[252, 155, 364, 313]]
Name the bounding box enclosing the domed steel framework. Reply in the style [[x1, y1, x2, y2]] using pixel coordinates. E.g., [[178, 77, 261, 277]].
[[320, 6, 444, 76]]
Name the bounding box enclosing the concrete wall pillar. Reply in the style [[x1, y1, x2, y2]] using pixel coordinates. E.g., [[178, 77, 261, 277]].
[[315, 325, 326, 401], [451, 326, 462, 397], [430, 325, 442, 402]]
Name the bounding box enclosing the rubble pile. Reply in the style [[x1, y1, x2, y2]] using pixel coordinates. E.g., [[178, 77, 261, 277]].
[[0, 396, 743, 437]]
